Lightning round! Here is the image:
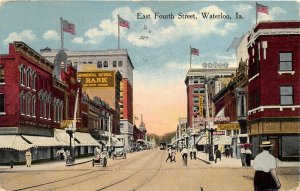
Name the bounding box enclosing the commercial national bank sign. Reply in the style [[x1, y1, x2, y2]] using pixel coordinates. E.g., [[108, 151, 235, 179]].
[[78, 71, 115, 88]]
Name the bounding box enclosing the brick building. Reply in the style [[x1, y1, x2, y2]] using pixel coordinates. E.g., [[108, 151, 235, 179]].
[[247, 21, 300, 160], [0, 42, 100, 164]]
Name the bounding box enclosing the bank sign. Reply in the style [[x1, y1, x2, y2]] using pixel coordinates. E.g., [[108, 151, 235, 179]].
[[78, 71, 115, 88]]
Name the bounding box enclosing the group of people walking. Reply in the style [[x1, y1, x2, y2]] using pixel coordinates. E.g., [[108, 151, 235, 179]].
[[165, 147, 177, 162], [165, 146, 197, 166]]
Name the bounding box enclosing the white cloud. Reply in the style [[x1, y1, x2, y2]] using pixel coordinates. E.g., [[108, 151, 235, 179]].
[[72, 37, 84, 45], [42, 30, 59, 41], [232, 4, 252, 14], [75, 5, 238, 48], [3, 30, 37, 45]]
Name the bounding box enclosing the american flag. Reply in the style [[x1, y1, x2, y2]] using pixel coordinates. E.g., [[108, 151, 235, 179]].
[[191, 48, 199, 56], [62, 19, 76, 35], [256, 3, 269, 14], [118, 16, 130, 29]]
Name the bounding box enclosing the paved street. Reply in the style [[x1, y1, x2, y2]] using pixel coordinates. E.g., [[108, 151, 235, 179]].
[[0, 149, 299, 191]]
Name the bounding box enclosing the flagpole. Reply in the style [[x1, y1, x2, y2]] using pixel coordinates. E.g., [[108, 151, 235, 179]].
[[60, 18, 64, 50], [190, 45, 192, 68], [118, 15, 120, 49], [255, 2, 258, 25]]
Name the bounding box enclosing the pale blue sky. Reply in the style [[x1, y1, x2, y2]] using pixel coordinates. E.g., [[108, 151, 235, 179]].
[[0, 1, 299, 134]]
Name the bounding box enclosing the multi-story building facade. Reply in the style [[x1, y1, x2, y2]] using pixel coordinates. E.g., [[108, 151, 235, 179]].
[[0, 42, 100, 164], [247, 21, 300, 160], [41, 49, 134, 147], [185, 67, 236, 131]]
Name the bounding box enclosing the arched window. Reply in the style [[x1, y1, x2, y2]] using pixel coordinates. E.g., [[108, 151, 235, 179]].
[[97, 61, 102, 68], [103, 61, 108, 68], [32, 71, 36, 90], [26, 68, 31, 88], [32, 96, 36, 117], [18, 65, 25, 86]]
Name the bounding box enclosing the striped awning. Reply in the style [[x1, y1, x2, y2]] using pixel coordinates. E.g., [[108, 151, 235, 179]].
[[0, 135, 34, 151]]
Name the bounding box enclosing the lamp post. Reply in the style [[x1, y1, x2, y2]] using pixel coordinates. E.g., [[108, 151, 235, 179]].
[[66, 124, 75, 164], [208, 126, 216, 161]]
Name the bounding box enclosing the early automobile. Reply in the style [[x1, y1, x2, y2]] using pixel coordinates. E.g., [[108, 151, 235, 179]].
[[92, 150, 108, 167], [113, 145, 126, 159]]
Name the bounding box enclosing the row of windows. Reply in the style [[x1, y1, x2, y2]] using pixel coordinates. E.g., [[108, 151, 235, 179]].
[[249, 52, 293, 78], [193, 87, 205, 94], [19, 65, 37, 90], [19, 91, 63, 123], [249, 86, 294, 110], [97, 60, 123, 68]]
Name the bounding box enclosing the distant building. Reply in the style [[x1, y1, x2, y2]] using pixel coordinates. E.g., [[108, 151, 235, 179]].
[[247, 21, 300, 160], [185, 67, 236, 131]]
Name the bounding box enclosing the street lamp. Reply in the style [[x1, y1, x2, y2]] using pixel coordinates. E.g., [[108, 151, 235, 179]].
[[207, 122, 216, 161], [65, 124, 75, 164]]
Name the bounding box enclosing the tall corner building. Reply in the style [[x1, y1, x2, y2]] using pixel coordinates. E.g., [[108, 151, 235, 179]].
[[247, 21, 300, 160], [185, 67, 236, 131], [41, 49, 134, 146]]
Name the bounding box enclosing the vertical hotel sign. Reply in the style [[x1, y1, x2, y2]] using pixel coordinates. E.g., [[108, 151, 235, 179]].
[[198, 95, 204, 117], [77, 71, 115, 88]]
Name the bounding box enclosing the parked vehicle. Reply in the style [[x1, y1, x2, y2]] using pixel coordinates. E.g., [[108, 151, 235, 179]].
[[113, 145, 126, 159], [92, 150, 108, 167]]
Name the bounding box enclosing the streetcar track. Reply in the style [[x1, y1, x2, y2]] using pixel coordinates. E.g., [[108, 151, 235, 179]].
[[96, 150, 163, 191], [133, 152, 164, 191], [12, 151, 149, 191]]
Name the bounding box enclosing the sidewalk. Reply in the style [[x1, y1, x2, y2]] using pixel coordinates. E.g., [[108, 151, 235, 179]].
[[0, 156, 94, 172], [196, 152, 300, 168]]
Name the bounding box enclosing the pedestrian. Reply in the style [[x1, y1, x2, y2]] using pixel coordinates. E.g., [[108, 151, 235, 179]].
[[245, 146, 252, 167], [25, 149, 32, 167], [230, 147, 234, 158], [60, 148, 65, 160], [190, 148, 193, 160], [214, 148, 221, 163], [181, 146, 188, 166], [225, 146, 230, 158], [192, 146, 197, 160], [165, 147, 172, 162], [171, 147, 176, 162], [65, 150, 70, 164], [253, 141, 281, 191], [240, 145, 246, 167], [56, 149, 60, 160]]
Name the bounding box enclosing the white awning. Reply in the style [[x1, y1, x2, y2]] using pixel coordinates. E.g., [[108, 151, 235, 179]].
[[54, 129, 100, 147], [54, 129, 71, 145], [197, 136, 208, 145], [214, 136, 232, 145], [22, 135, 66, 147], [75, 132, 100, 146], [0, 135, 34, 151]]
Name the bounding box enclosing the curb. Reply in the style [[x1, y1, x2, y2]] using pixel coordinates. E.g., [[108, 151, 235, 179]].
[[66, 159, 93, 166]]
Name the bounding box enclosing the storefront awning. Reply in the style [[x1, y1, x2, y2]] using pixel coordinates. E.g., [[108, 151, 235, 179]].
[[22, 135, 66, 147], [75, 132, 100, 146], [54, 129, 100, 147], [214, 136, 232, 145], [0, 135, 34, 151], [197, 136, 208, 145]]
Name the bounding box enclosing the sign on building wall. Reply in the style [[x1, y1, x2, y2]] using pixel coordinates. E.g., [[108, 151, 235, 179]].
[[198, 95, 204, 117], [217, 123, 240, 131], [78, 71, 115, 88]]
